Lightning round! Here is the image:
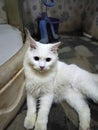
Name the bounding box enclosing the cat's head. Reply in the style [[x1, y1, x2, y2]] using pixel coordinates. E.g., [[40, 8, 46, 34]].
[[26, 30, 61, 72]]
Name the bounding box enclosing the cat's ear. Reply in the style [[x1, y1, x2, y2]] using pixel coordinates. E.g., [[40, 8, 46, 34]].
[[51, 42, 61, 53], [29, 37, 37, 49], [25, 28, 37, 49]]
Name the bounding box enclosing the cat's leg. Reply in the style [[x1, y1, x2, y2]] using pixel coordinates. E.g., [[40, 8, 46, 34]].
[[24, 93, 36, 129], [64, 88, 91, 130], [35, 94, 53, 130]]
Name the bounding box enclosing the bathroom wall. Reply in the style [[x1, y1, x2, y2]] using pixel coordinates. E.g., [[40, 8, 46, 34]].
[[47, 0, 86, 33], [23, 0, 86, 33], [0, 0, 98, 39], [23, 0, 98, 39], [83, 0, 98, 39], [0, 0, 7, 23]]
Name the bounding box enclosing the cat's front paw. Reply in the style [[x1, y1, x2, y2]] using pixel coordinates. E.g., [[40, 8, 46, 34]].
[[24, 113, 36, 129], [34, 120, 47, 130]]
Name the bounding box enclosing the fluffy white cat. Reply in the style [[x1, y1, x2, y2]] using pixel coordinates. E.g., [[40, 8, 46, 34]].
[[23, 31, 98, 130]]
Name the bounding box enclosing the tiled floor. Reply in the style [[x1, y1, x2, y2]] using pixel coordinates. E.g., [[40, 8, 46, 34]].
[[6, 35, 98, 130]]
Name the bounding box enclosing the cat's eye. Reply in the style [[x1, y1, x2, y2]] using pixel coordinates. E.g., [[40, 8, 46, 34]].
[[46, 58, 51, 62], [34, 56, 39, 61]]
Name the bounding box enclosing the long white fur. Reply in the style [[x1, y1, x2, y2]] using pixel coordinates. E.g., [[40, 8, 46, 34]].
[[23, 33, 98, 130]]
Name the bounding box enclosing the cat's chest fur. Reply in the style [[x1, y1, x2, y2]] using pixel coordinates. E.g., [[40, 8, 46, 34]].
[[25, 61, 79, 100], [25, 65, 56, 98]]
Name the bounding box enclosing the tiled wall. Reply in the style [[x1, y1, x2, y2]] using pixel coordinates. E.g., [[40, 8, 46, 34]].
[[23, 0, 98, 39], [83, 0, 98, 39], [0, 0, 7, 23], [0, 0, 98, 39], [23, 0, 86, 33], [47, 0, 86, 33]]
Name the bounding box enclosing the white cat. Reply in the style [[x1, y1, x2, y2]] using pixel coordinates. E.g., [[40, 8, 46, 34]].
[[23, 31, 98, 130]]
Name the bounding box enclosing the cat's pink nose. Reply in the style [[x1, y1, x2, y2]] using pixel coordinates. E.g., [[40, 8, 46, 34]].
[[40, 66, 44, 70]]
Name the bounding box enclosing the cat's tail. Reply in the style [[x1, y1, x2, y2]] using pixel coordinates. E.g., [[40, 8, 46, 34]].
[[93, 74, 98, 83]]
